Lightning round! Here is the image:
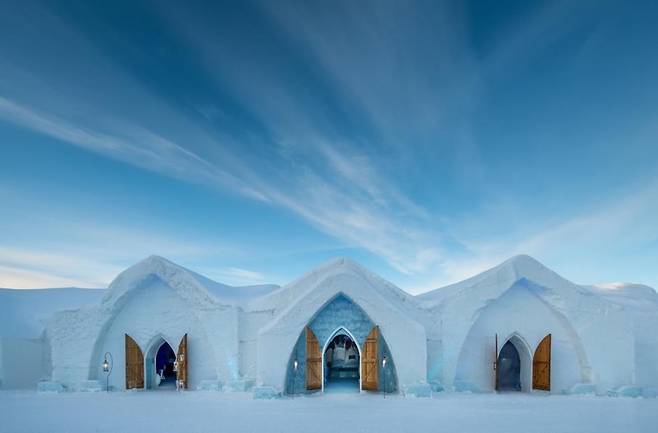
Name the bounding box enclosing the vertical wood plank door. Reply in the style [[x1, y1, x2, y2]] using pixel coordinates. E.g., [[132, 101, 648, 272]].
[[532, 334, 552, 391], [177, 333, 188, 389], [361, 326, 379, 391], [125, 334, 144, 390], [305, 326, 322, 390], [494, 333, 499, 391]]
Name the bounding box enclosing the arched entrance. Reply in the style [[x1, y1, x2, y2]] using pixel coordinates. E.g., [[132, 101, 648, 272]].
[[496, 334, 532, 392], [497, 341, 521, 391], [144, 336, 176, 390], [143, 334, 188, 390], [154, 342, 176, 388], [322, 328, 360, 393], [284, 293, 398, 395]]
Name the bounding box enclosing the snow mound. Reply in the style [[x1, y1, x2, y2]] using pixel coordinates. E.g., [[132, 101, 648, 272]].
[[103, 255, 280, 309], [102, 255, 217, 309], [253, 256, 417, 313], [0, 287, 105, 338], [417, 254, 587, 308], [583, 282, 658, 311], [190, 270, 279, 301]]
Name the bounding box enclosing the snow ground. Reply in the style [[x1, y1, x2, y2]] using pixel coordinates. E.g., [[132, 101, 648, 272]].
[[1, 391, 657, 433]]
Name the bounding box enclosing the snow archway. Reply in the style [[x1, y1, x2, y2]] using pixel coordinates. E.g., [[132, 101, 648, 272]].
[[497, 333, 532, 392], [144, 334, 177, 389], [284, 293, 398, 394], [322, 327, 362, 392], [453, 281, 589, 393]]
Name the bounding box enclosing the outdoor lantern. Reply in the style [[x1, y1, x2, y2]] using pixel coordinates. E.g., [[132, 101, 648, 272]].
[[173, 361, 178, 372], [102, 352, 113, 393], [382, 355, 388, 398], [293, 358, 299, 371]]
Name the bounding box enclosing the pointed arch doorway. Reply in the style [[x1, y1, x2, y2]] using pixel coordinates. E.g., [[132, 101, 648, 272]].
[[286, 294, 398, 395], [497, 340, 522, 391], [321, 327, 361, 393], [144, 337, 177, 389], [495, 333, 532, 392], [123, 333, 188, 391]]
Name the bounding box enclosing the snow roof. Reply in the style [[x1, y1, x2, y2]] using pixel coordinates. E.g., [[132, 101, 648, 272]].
[[0, 287, 105, 338], [584, 282, 658, 311], [249, 257, 418, 313], [3, 254, 656, 341], [416, 254, 591, 309], [102, 255, 280, 311]]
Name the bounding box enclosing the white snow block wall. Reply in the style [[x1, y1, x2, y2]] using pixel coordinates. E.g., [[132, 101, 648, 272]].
[[256, 267, 427, 392], [634, 313, 658, 389], [90, 279, 229, 390], [5, 254, 655, 396], [452, 283, 588, 393], [0, 337, 45, 389], [239, 310, 275, 386], [46, 308, 104, 388]]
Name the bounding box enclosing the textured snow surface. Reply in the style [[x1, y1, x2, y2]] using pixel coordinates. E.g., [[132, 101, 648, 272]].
[[417, 254, 590, 307], [2, 391, 657, 433], [0, 288, 104, 338], [4, 254, 658, 394], [103, 255, 280, 309]]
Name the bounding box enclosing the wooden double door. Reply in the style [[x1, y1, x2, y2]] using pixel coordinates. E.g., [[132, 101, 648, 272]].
[[125, 333, 188, 390], [305, 325, 380, 392]]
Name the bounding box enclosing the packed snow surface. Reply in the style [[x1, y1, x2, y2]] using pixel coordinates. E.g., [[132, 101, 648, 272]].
[[1, 391, 657, 433], [0, 288, 104, 338]]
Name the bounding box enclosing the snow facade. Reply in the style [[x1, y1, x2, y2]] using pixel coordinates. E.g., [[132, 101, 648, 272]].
[[1, 254, 656, 397]]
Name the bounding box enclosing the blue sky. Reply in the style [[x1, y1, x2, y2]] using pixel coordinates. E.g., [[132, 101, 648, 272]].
[[1, 0, 657, 293]]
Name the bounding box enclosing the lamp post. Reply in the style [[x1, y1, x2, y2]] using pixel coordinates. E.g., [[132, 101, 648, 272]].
[[382, 355, 387, 399], [102, 352, 113, 393], [292, 358, 299, 398]]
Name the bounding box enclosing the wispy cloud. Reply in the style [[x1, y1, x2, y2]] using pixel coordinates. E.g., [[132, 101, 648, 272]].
[[201, 267, 268, 286], [0, 248, 120, 288], [0, 215, 233, 288], [2, 0, 656, 293], [0, 94, 446, 276], [422, 177, 658, 291], [0, 264, 99, 289], [0, 97, 268, 201]]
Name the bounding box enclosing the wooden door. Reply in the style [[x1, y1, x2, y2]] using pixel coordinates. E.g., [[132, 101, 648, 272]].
[[494, 333, 499, 391], [177, 333, 188, 389], [125, 334, 144, 389], [361, 326, 379, 391], [532, 334, 551, 391], [305, 326, 322, 390]]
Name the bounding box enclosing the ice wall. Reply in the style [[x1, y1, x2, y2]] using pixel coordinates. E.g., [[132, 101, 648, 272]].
[[92, 278, 232, 390], [453, 283, 587, 393]]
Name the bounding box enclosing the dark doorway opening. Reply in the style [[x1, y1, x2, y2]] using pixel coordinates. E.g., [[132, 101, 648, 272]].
[[497, 340, 521, 391], [155, 342, 176, 387], [324, 333, 360, 393]]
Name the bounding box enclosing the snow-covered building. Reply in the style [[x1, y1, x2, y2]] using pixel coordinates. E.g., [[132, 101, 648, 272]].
[[1, 254, 657, 397]]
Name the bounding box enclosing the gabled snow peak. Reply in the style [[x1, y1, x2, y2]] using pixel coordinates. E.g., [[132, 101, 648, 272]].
[[502, 254, 544, 269], [496, 254, 562, 281], [258, 255, 416, 312], [102, 255, 214, 308], [323, 256, 359, 269], [417, 254, 583, 306]]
